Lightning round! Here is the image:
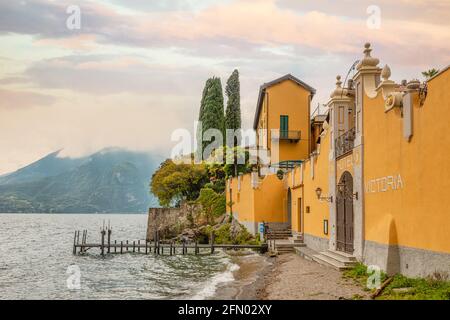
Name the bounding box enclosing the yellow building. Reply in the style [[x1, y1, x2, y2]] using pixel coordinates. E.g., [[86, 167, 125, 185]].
[[227, 43, 450, 277], [228, 74, 316, 234], [254, 74, 315, 169]]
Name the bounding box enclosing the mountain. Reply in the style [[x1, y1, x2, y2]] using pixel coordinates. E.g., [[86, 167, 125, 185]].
[[0, 148, 163, 213]]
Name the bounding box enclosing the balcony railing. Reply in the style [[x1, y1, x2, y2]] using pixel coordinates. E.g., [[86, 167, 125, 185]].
[[272, 130, 301, 142], [335, 127, 356, 158]]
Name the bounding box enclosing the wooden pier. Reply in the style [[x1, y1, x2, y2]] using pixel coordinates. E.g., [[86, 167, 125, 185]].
[[72, 224, 268, 256]]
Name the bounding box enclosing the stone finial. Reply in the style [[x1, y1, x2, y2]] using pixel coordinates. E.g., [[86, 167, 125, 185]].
[[377, 64, 397, 99], [357, 42, 380, 70], [364, 42, 371, 54], [336, 75, 342, 88], [381, 64, 391, 81], [406, 79, 421, 90], [330, 75, 348, 98]]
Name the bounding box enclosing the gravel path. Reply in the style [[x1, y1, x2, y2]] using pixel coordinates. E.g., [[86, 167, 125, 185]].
[[259, 253, 370, 300]]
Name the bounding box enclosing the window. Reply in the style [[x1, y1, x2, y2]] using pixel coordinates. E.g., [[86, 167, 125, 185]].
[[338, 106, 344, 124], [280, 115, 289, 138]]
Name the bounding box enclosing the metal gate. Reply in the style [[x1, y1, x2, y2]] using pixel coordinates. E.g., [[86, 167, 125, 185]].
[[336, 171, 354, 253]]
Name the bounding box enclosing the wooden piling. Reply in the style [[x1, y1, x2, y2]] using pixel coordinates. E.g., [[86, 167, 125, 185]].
[[133, 241, 135, 253], [138, 240, 141, 253], [126, 240, 129, 252], [120, 241, 123, 254], [182, 241, 186, 255], [114, 240, 117, 253], [76, 230, 80, 254], [107, 227, 111, 253], [145, 241, 148, 254], [195, 241, 198, 255], [84, 230, 88, 253], [100, 228, 105, 256], [73, 231, 77, 254], [81, 230, 85, 253]]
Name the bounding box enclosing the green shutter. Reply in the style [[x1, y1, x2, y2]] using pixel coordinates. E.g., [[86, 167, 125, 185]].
[[280, 115, 288, 138]]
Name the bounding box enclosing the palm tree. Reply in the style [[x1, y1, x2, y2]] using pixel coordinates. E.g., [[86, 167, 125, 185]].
[[422, 68, 440, 80]]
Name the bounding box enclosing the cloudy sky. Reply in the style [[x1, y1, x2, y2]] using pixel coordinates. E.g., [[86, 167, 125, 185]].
[[1, 0, 449, 174]]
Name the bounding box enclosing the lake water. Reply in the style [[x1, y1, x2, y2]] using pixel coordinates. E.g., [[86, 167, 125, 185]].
[[0, 214, 243, 300]]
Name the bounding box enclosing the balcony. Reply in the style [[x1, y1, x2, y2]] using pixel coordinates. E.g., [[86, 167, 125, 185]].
[[335, 127, 355, 158], [272, 130, 301, 142]]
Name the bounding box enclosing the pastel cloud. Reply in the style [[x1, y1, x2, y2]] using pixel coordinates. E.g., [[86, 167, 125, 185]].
[[2, 0, 448, 66], [0, 88, 55, 109], [0, 0, 449, 174]]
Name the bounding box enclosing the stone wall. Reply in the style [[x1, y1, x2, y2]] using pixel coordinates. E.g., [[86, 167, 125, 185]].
[[146, 203, 200, 241]]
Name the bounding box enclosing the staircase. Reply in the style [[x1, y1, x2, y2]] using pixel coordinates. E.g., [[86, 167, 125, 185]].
[[312, 250, 357, 270], [267, 231, 306, 254], [266, 229, 292, 240]]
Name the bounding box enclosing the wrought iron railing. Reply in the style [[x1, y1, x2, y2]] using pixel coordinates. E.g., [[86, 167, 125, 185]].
[[335, 127, 356, 158]]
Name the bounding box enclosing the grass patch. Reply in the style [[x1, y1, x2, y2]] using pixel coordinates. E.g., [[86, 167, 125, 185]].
[[343, 263, 387, 291], [379, 274, 450, 300], [343, 264, 450, 300]]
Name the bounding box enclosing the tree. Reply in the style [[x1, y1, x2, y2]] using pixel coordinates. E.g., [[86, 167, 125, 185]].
[[196, 188, 226, 224], [150, 159, 209, 207], [422, 68, 440, 80], [225, 70, 242, 176], [225, 69, 241, 146], [197, 77, 225, 159]]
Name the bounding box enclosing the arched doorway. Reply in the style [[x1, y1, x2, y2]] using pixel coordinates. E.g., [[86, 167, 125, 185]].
[[287, 188, 292, 227], [336, 171, 354, 253]]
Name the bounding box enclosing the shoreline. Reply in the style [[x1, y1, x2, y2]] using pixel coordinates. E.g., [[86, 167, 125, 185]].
[[212, 251, 274, 300], [213, 252, 371, 300]]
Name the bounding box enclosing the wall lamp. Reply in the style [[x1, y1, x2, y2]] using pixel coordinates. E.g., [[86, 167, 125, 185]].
[[315, 187, 333, 202], [336, 182, 359, 200]]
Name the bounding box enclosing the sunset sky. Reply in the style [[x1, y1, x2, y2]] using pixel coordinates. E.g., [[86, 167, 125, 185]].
[[1, 0, 449, 174]]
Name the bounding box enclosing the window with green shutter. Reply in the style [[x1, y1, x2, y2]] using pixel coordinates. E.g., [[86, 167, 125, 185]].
[[280, 115, 289, 139]]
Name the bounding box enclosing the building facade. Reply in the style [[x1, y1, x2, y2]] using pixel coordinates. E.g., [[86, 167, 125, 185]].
[[227, 43, 450, 277]]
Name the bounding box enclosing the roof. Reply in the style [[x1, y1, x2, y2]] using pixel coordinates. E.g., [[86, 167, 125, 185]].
[[427, 65, 450, 83], [312, 114, 327, 124], [253, 74, 316, 129]]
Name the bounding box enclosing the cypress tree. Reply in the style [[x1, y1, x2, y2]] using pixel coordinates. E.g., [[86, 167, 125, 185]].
[[197, 77, 225, 159], [225, 69, 241, 147]]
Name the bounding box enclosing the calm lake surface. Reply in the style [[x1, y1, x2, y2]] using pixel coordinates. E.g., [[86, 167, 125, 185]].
[[0, 214, 239, 300]]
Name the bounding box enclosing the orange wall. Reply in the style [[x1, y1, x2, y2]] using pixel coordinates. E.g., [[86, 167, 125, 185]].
[[227, 173, 288, 225], [253, 174, 288, 223], [287, 129, 331, 238], [227, 174, 254, 223], [363, 70, 450, 253]]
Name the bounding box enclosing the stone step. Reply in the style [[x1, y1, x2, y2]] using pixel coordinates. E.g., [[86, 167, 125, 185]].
[[274, 240, 305, 247], [288, 236, 304, 244], [267, 233, 292, 237], [276, 248, 294, 254], [312, 254, 352, 271], [321, 250, 357, 264], [326, 249, 357, 261], [294, 246, 316, 261], [267, 230, 292, 234]]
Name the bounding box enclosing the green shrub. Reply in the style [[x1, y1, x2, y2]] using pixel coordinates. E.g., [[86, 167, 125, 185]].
[[196, 188, 226, 224]]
